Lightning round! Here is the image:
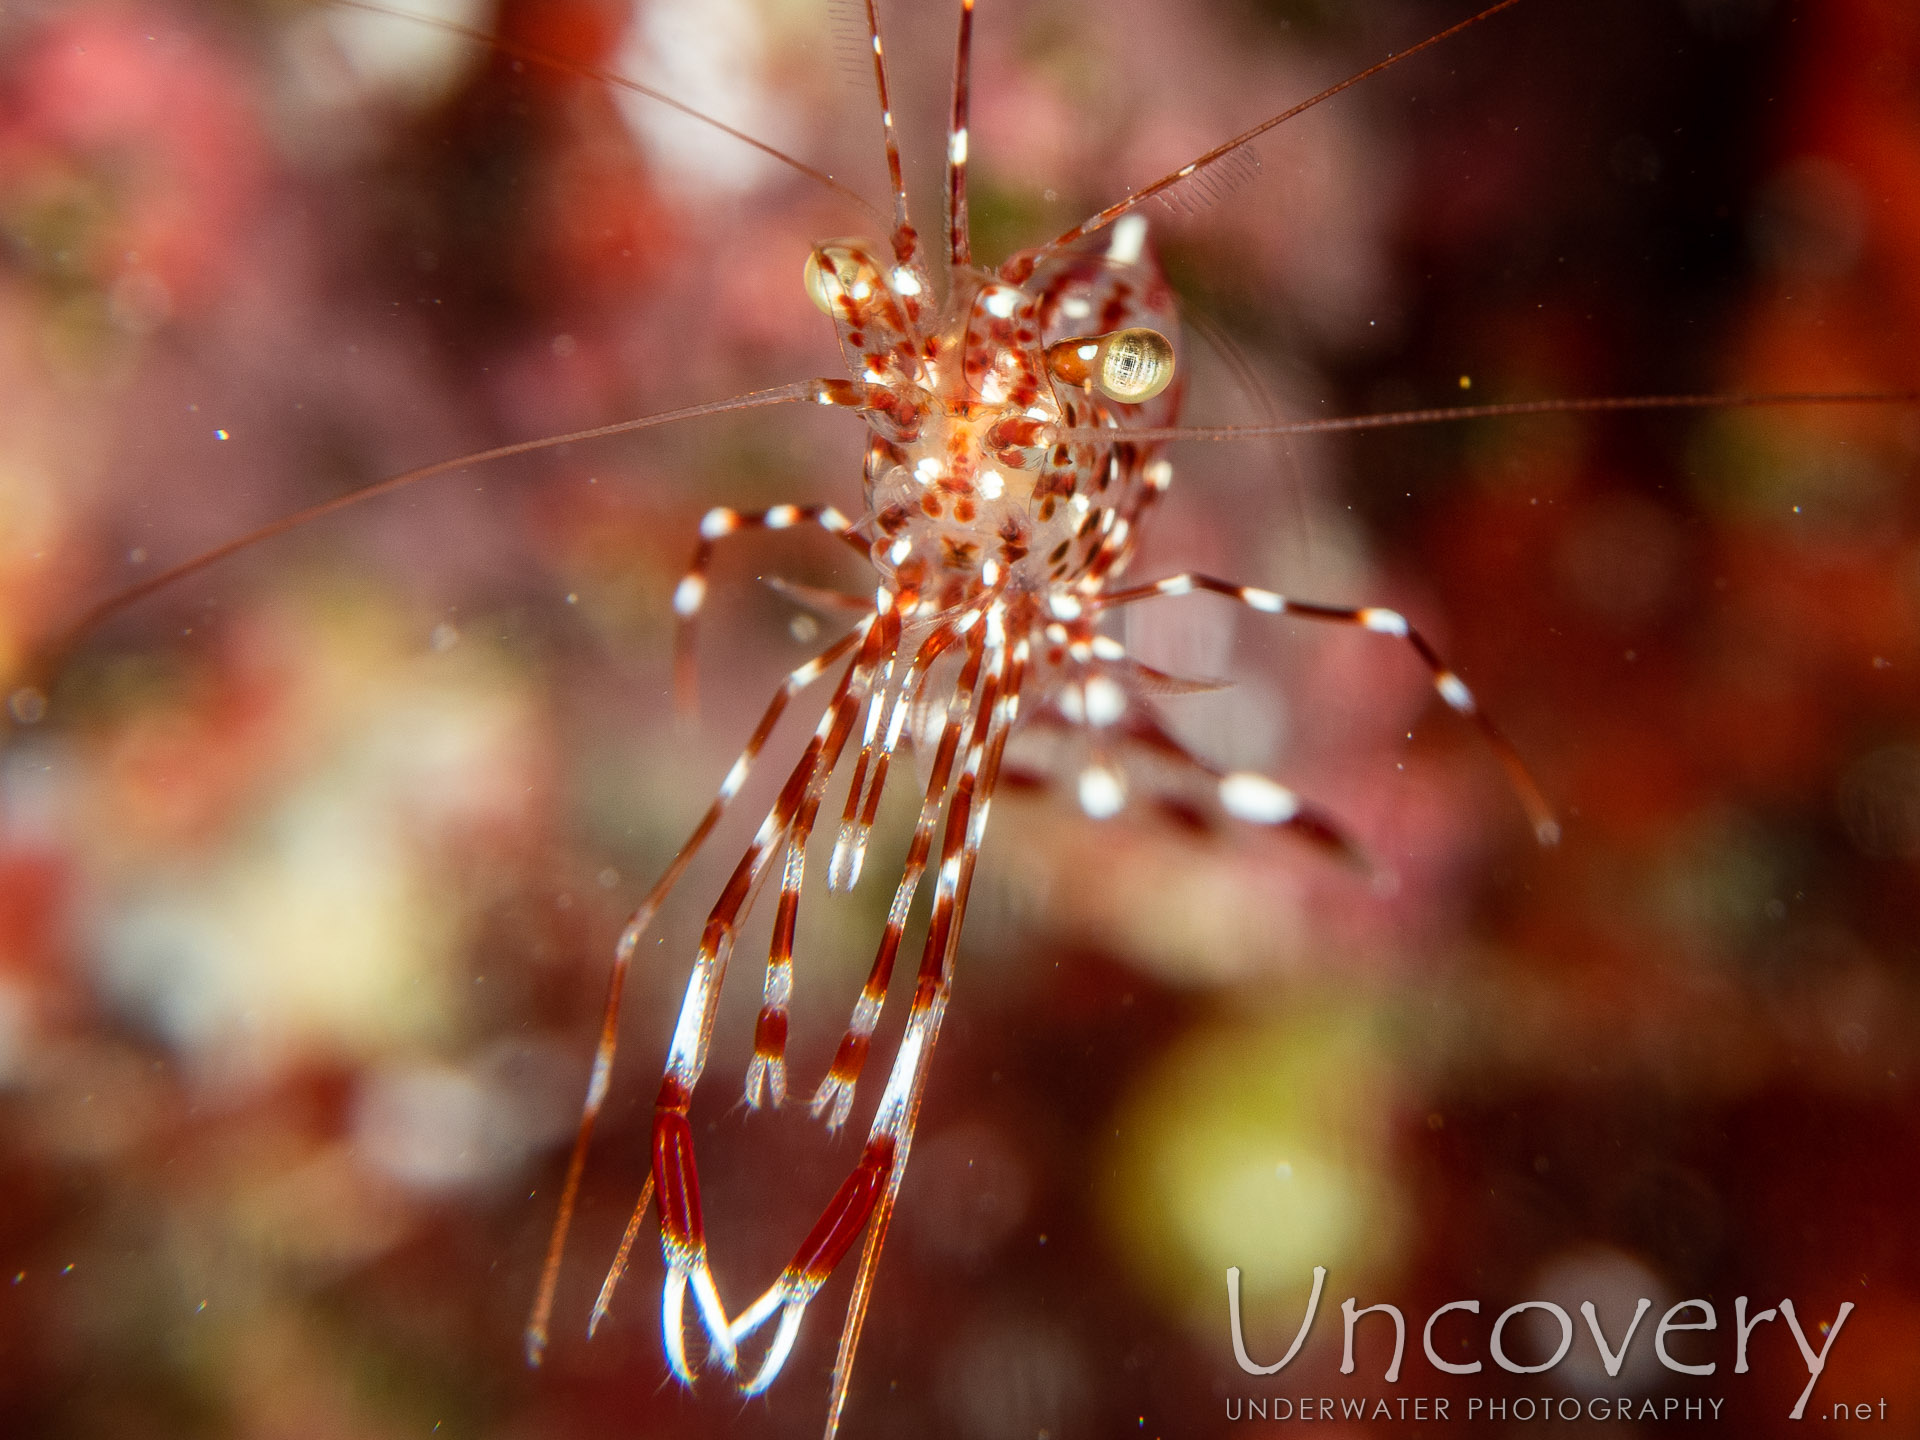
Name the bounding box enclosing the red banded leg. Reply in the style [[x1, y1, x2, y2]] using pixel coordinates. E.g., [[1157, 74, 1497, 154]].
[[524, 622, 869, 1364], [1120, 702, 1365, 862], [731, 616, 1027, 1438], [821, 621, 1030, 1438], [812, 617, 989, 1130], [945, 0, 976, 268], [642, 607, 899, 1380], [1089, 574, 1560, 844], [1036, 668, 1366, 861], [827, 610, 969, 893], [673, 503, 871, 711], [745, 601, 903, 1109]]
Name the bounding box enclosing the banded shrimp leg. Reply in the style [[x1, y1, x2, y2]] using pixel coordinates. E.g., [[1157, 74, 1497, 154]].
[[1030, 648, 1369, 861], [597, 595, 1015, 1396], [1087, 575, 1561, 844], [744, 611, 983, 1111], [588, 610, 991, 1343], [725, 608, 1030, 1435], [523, 610, 876, 1364], [670, 503, 872, 712], [641, 596, 899, 1379]]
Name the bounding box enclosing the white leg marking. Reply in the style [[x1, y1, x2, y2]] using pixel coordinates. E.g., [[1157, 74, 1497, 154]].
[[1219, 772, 1301, 825], [691, 1261, 738, 1371], [673, 574, 707, 616], [1077, 763, 1126, 819], [662, 1269, 695, 1383], [1437, 671, 1476, 713], [740, 1301, 809, 1396]]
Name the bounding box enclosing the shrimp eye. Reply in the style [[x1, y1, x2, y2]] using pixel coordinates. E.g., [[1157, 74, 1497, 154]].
[[804, 243, 878, 316], [1046, 327, 1176, 403], [1097, 327, 1175, 402]]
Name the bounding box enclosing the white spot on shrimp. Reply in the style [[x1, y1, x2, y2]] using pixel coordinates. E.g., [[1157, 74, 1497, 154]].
[[893, 267, 922, 297], [1144, 459, 1173, 491], [1077, 764, 1126, 819], [915, 456, 943, 485], [1061, 296, 1092, 320], [1361, 607, 1408, 636], [1437, 672, 1476, 713], [673, 574, 707, 615], [700, 508, 737, 539], [889, 538, 912, 564], [1241, 587, 1284, 613], [586, 1052, 613, 1110], [978, 469, 1005, 500], [948, 128, 968, 166], [1082, 675, 1126, 726], [983, 287, 1019, 319], [1219, 772, 1300, 825], [1091, 635, 1125, 662], [1107, 213, 1149, 266], [666, 967, 712, 1075], [1049, 594, 1083, 620]]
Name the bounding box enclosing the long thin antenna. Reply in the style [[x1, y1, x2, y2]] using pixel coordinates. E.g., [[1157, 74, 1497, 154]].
[[1061, 389, 1920, 445], [29, 384, 829, 685], [335, 0, 884, 224], [1044, 0, 1526, 252]]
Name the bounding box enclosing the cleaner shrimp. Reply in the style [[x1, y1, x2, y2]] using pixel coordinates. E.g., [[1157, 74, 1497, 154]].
[[3, 1, 1914, 1436]]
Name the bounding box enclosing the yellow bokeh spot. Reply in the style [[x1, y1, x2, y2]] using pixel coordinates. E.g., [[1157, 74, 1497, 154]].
[[1101, 1004, 1409, 1336]]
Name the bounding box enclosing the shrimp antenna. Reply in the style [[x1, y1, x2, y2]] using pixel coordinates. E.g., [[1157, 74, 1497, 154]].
[[1061, 389, 1920, 445], [854, 0, 917, 253], [334, 0, 885, 225], [946, 0, 977, 267], [1047, 0, 1527, 251], [20, 384, 834, 700]]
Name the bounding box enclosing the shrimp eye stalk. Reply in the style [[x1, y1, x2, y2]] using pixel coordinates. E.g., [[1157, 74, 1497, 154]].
[[1045, 327, 1176, 403]]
